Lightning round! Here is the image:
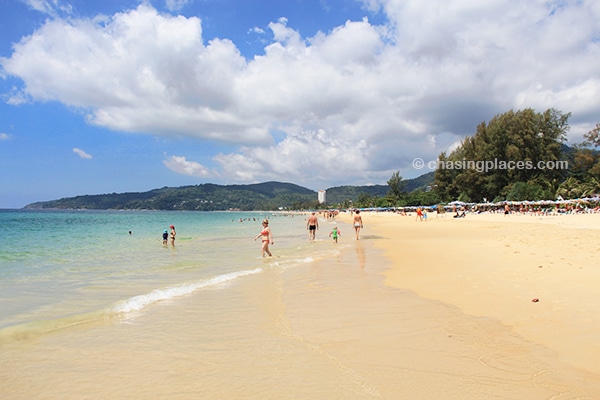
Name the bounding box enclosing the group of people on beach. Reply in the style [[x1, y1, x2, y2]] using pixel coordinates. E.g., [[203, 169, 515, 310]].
[[305, 210, 363, 244], [163, 210, 364, 258], [253, 210, 364, 257]]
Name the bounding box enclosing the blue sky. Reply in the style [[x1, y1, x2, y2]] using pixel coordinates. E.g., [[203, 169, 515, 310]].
[[1, 0, 599, 208]]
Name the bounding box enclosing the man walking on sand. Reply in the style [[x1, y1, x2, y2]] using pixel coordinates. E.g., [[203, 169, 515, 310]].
[[307, 212, 319, 241]]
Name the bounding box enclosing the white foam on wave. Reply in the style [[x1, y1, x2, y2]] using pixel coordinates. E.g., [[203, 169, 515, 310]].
[[111, 268, 262, 314]]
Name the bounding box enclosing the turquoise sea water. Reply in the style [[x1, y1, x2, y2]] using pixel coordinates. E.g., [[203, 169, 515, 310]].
[[0, 209, 342, 341]]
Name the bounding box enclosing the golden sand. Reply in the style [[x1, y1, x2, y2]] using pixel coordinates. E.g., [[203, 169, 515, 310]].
[[343, 210, 600, 378]]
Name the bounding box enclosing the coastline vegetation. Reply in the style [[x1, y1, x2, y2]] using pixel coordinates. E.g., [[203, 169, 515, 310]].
[[384, 108, 600, 207]]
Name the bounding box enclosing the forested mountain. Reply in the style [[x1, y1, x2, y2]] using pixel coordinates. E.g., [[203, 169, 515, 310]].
[[24, 175, 434, 211], [323, 185, 388, 205], [324, 172, 434, 204], [25, 182, 315, 211]]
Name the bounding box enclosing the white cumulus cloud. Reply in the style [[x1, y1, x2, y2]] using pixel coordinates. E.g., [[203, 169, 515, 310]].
[[163, 155, 210, 177]]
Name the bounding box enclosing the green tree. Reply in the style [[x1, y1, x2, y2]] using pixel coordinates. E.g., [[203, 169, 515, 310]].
[[356, 193, 376, 208], [583, 123, 600, 147], [386, 171, 405, 202], [396, 188, 441, 207], [579, 178, 600, 198], [505, 181, 549, 201], [571, 123, 600, 182], [556, 177, 583, 199], [432, 152, 455, 201], [434, 108, 570, 202]]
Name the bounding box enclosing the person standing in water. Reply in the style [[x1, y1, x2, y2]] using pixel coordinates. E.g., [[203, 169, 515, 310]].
[[254, 219, 274, 257], [169, 225, 176, 246], [306, 212, 319, 241], [162, 229, 169, 245], [353, 210, 363, 240], [329, 226, 341, 243]]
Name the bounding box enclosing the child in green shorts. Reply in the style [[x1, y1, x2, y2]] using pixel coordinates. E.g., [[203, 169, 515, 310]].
[[329, 227, 341, 243]]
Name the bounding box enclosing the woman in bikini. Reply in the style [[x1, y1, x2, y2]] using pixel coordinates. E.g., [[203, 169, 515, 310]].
[[169, 225, 176, 246], [254, 219, 274, 257], [353, 210, 363, 240]]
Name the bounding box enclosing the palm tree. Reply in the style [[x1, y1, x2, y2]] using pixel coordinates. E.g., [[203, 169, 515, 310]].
[[556, 177, 583, 199], [579, 178, 600, 198]]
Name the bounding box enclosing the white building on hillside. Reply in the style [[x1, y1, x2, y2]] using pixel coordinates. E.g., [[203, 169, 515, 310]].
[[318, 190, 326, 204]]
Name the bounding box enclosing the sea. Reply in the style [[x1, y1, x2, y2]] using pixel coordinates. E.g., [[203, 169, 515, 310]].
[[0, 209, 345, 340]]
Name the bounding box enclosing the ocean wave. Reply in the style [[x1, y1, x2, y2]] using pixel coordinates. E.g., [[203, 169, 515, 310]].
[[0, 268, 263, 344], [111, 268, 263, 313]]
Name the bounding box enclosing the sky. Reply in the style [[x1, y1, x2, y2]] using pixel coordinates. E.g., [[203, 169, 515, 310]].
[[1, 0, 599, 208]]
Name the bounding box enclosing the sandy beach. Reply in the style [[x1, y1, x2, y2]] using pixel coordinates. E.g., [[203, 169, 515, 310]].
[[2, 210, 600, 399], [343, 210, 600, 390]]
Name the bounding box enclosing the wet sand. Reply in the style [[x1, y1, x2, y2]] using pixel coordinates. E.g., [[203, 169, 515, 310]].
[[1, 213, 600, 398]]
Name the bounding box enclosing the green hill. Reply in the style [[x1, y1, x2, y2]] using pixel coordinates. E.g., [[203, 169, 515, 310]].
[[24, 174, 434, 211]]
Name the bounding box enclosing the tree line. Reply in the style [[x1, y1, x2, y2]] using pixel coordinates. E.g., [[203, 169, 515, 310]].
[[374, 108, 600, 207]]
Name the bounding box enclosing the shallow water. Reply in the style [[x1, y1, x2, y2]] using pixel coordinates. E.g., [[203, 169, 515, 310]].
[[0, 210, 342, 340]]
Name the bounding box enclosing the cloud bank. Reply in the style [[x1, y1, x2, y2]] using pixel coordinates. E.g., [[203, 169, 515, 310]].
[[2, 0, 600, 187]]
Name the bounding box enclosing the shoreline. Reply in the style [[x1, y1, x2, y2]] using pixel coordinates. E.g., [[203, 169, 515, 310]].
[[340, 210, 600, 379]]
